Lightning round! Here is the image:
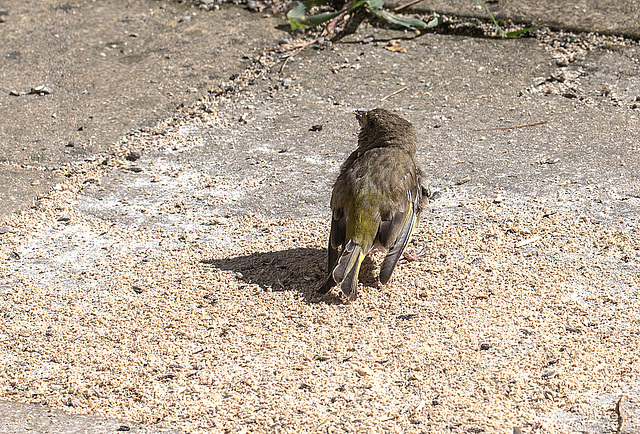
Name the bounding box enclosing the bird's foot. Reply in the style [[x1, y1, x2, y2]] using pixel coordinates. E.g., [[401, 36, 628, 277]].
[[399, 247, 428, 263]]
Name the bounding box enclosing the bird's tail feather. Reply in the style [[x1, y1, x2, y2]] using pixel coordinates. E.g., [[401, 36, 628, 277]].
[[333, 239, 365, 301]]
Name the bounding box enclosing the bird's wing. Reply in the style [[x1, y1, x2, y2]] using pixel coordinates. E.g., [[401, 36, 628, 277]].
[[378, 182, 421, 285], [329, 209, 346, 259]]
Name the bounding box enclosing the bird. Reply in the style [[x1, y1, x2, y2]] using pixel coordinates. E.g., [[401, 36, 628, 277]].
[[318, 108, 428, 301]]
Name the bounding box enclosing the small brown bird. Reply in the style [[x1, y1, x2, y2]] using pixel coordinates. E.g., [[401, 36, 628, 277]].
[[318, 108, 428, 301]]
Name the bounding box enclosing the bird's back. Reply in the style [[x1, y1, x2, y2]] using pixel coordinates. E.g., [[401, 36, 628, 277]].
[[332, 145, 418, 245]]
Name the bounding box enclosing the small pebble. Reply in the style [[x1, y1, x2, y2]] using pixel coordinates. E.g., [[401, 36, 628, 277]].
[[355, 367, 374, 377], [455, 176, 471, 185], [29, 85, 53, 95], [125, 151, 141, 161], [65, 396, 81, 407]]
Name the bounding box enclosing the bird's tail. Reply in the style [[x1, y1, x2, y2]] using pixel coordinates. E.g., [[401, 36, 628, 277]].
[[332, 239, 366, 301]]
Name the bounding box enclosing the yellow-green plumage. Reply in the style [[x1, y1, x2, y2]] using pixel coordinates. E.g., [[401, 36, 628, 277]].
[[318, 108, 428, 301]]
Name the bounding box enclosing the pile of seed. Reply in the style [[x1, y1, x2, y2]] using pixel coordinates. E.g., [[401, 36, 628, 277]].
[[1, 190, 638, 432]]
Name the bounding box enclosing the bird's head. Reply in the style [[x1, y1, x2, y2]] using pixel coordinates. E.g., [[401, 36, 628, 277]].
[[354, 110, 368, 128], [354, 108, 416, 151]]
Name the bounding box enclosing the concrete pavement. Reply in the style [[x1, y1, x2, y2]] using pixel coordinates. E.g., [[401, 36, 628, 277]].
[[388, 0, 640, 38], [1, 0, 639, 432], [0, 0, 282, 220], [0, 400, 181, 434]]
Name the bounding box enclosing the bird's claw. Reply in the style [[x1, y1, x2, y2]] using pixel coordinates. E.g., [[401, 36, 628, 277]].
[[399, 247, 428, 263]]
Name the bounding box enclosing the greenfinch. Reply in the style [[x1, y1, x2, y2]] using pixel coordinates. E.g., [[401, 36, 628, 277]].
[[318, 108, 428, 301]]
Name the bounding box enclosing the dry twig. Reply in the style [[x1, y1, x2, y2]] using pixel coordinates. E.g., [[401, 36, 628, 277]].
[[280, 7, 355, 73], [616, 395, 626, 434], [380, 85, 409, 101], [280, 37, 321, 73], [473, 121, 547, 131], [393, 0, 424, 11]]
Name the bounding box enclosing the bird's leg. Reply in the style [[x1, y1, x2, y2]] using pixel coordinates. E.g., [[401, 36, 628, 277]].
[[399, 247, 428, 263]]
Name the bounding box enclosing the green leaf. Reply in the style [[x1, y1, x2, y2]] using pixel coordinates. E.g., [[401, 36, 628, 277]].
[[364, 0, 431, 30], [288, 10, 344, 29], [286, 0, 436, 31], [287, 0, 332, 21], [287, 0, 332, 29], [425, 14, 441, 28], [367, 8, 428, 30], [505, 25, 542, 38], [474, 0, 506, 37], [287, 0, 367, 29], [474, 0, 541, 38], [366, 0, 384, 8]]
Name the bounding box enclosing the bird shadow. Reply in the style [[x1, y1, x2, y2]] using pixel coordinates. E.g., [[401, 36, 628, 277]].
[[201, 247, 379, 304]]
